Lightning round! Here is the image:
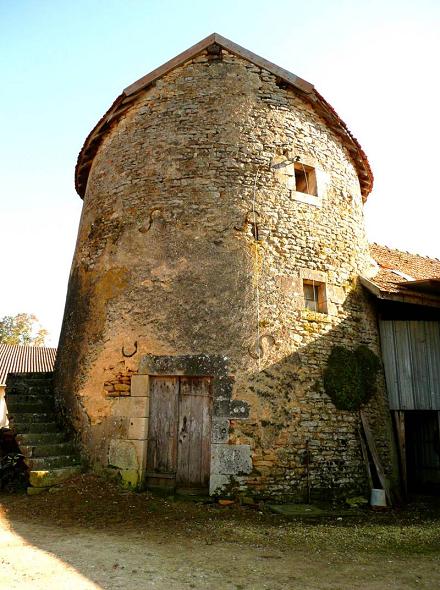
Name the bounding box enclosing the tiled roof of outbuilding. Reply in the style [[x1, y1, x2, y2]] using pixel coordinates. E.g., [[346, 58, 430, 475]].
[[369, 243, 440, 294], [363, 243, 440, 310], [0, 344, 57, 386]]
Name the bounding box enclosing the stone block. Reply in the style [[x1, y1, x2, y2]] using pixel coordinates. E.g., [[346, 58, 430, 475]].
[[29, 466, 82, 488], [128, 417, 149, 440], [327, 302, 338, 316], [111, 396, 149, 418], [209, 473, 230, 495], [107, 389, 130, 398], [229, 399, 250, 419], [211, 443, 252, 476], [213, 398, 230, 417], [131, 439, 148, 471], [114, 383, 130, 392], [300, 268, 327, 283], [131, 374, 150, 397], [327, 284, 346, 304], [212, 418, 229, 443], [108, 439, 139, 470]]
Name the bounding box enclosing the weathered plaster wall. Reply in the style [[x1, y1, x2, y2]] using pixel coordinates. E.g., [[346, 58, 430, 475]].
[[56, 48, 393, 497]]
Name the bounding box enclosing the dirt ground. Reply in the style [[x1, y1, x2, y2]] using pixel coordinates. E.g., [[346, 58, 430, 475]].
[[0, 474, 439, 590]]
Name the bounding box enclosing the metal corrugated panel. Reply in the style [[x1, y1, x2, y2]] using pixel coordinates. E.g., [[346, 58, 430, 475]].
[[0, 344, 57, 385], [380, 320, 440, 410]]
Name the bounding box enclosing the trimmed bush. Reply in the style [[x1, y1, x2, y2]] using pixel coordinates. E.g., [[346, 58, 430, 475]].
[[324, 345, 381, 411]]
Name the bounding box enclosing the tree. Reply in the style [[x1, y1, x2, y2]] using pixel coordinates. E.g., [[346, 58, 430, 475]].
[[0, 313, 48, 346]]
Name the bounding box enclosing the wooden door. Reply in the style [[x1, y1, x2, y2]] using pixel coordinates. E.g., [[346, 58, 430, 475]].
[[146, 376, 212, 492], [176, 377, 212, 492], [146, 376, 179, 489]]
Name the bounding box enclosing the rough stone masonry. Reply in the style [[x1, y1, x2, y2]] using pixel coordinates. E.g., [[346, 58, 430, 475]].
[[55, 35, 395, 500]]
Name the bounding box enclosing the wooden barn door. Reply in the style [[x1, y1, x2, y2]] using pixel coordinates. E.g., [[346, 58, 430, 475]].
[[146, 376, 212, 493]]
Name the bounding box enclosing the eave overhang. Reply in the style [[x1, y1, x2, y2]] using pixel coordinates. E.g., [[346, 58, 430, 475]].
[[75, 33, 374, 200], [360, 276, 440, 309], [397, 278, 440, 295]]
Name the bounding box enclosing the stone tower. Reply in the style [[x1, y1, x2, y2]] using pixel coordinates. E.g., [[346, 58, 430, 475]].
[[56, 34, 392, 497]]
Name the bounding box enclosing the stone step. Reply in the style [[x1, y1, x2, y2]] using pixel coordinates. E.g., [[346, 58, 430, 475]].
[[12, 422, 62, 434], [6, 385, 54, 397], [9, 412, 57, 423], [21, 442, 76, 459], [16, 432, 67, 445], [7, 399, 55, 413], [27, 454, 81, 470], [29, 466, 82, 488], [6, 393, 54, 404]]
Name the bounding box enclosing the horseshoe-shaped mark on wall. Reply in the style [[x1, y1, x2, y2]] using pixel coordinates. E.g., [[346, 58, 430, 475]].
[[122, 341, 138, 358]]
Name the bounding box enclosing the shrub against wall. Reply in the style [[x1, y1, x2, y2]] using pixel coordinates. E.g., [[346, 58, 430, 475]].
[[324, 345, 381, 411]]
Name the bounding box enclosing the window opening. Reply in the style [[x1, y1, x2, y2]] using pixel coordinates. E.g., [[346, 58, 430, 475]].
[[294, 163, 318, 196], [303, 280, 327, 314]]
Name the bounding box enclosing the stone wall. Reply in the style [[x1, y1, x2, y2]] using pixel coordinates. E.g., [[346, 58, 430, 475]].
[[56, 47, 395, 497]]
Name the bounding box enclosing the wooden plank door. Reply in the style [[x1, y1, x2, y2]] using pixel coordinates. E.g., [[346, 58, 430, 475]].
[[146, 376, 179, 488], [176, 377, 212, 492]]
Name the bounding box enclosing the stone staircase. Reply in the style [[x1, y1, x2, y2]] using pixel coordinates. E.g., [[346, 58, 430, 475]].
[[5, 372, 82, 493]]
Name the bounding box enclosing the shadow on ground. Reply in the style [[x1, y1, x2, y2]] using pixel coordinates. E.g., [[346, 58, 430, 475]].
[[0, 474, 440, 590]]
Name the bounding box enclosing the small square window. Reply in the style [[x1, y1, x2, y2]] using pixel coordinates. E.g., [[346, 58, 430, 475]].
[[294, 163, 318, 196], [303, 280, 327, 314]]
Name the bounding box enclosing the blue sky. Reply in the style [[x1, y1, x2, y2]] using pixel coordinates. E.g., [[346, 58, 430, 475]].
[[1, 0, 439, 345]]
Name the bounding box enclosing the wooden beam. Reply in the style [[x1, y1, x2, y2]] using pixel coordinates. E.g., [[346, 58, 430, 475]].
[[358, 424, 373, 490], [360, 410, 393, 505], [393, 410, 407, 499]]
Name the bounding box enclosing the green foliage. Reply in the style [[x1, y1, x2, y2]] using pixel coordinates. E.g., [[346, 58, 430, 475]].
[[0, 313, 48, 346], [324, 347, 362, 411], [324, 345, 381, 411], [354, 345, 381, 399]]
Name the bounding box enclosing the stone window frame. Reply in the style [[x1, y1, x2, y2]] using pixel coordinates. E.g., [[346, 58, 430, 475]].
[[294, 162, 317, 196], [299, 269, 330, 316], [290, 157, 327, 208], [303, 279, 328, 314], [272, 154, 327, 208]]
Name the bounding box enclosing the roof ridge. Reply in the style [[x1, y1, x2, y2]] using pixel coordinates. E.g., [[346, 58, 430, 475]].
[[75, 33, 373, 200], [370, 242, 440, 263]]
